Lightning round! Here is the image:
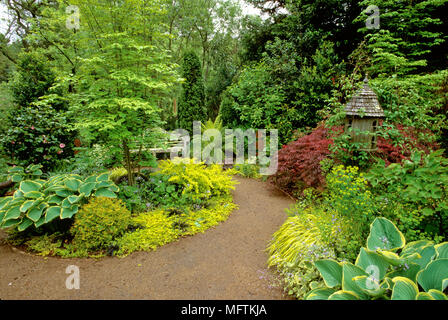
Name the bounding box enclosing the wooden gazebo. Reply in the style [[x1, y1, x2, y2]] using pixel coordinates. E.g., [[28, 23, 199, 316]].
[[345, 77, 385, 151]]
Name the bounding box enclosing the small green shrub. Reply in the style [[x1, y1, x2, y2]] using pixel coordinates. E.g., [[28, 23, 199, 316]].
[[366, 150, 448, 242], [234, 160, 262, 179], [71, 197, 131, 251], [158, 158, 238, 200], [58, 144, 122, 177]]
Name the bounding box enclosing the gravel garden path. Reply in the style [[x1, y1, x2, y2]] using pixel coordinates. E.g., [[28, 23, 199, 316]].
[[0, 177, 294, 300]]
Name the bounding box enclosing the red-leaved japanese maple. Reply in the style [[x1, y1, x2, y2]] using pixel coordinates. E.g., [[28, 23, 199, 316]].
[[269, 126, 336, 195]]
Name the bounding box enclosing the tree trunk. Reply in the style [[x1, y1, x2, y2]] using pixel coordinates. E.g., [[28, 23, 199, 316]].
[[0, 180, 14, 196], [123, 140, 135, 186]]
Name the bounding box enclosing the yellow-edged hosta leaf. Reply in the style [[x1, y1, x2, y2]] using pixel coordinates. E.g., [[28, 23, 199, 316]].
[[391, 277, 419, 300]]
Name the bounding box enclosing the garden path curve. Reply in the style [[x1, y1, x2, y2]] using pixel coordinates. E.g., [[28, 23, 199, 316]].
[[0, 177, 294, 300]]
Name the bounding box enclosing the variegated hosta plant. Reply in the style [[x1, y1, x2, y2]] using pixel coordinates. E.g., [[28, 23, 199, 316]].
[[306, 217, 448, 300], [7, 164, 44, 183], [0, 173, 119, 232]]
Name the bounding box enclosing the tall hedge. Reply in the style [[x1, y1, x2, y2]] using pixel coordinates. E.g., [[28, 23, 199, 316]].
[[178, 52, 206, 132]]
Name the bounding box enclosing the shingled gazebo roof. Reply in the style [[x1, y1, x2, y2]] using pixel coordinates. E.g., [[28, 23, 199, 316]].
[[345, 77, 385, 118]]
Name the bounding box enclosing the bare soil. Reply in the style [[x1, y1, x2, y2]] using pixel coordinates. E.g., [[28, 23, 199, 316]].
[[0, 177, 294, 300]]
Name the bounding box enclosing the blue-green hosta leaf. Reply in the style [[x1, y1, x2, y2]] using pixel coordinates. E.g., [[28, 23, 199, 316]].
[[17, 217, 34, 232], [61, 198, 72, 209], [65, 178, 82, 191], [367, 218, 406, 252], [67, 195, 82, 204], [85, 175, 98, 184], [55, 189, 73, 198], [377, 250, 420, 267], [23, 191, 44, 199], [19, 181, 42, 193], [20, 200, 38, 213], [45, 207, 62, 223], [381, 277, 394, 291], [8, 166, 24, 174], [28, 164, 42, 172], [27, 204, 47, 222], [47, 195, 64, 205], [314, 260, 343, 288], [2, 218, 20, 228], [353, 276, 386, 297], [32, 170, 43, 177], [96, 173, 110, 182], [435, 243, 448, 259], [34, 216, 46, 228], [10, 174, 23, 183], [416, 292, 434, 300], [427, 290, 448, 300], [94, 188, 117, 198], [355, 247, 390, 281], [0, 197, 12, 211], [402, 240, 434, 256], [96, 180, 114, 189], [60, 206, 78, 219], [386, 262, 421, 283], [328, 290, 359, 300], [4, 206, 22, 221], [108, 184, 120, 193], [342, 262, 369, 300], [13, 190, 24, 199], [391, 277, 419, 300], [78, 182, 96, 197], [305, 288, 337, 300], [408, 245, 436, 270], [417, 259, 448, 292]]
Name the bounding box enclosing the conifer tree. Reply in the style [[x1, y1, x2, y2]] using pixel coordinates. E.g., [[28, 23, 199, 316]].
[[178, 51, 207, 133]]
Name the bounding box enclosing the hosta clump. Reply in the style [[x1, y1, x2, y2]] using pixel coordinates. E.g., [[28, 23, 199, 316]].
[[306, 217, 448, 300], [7, 164, 44, 183], [0, 172, 119, 232]]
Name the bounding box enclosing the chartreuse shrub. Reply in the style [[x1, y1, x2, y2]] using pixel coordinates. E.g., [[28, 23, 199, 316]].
[[109, 167, 128, 184], [115, 196, 237, 257], [306, 218, 448, 300], [71, 197, 131, 251], [157, 158, 238, 200], [366, 150, 448, 242], [115, 210, 180, 256], [0, 172, 119, 232]]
